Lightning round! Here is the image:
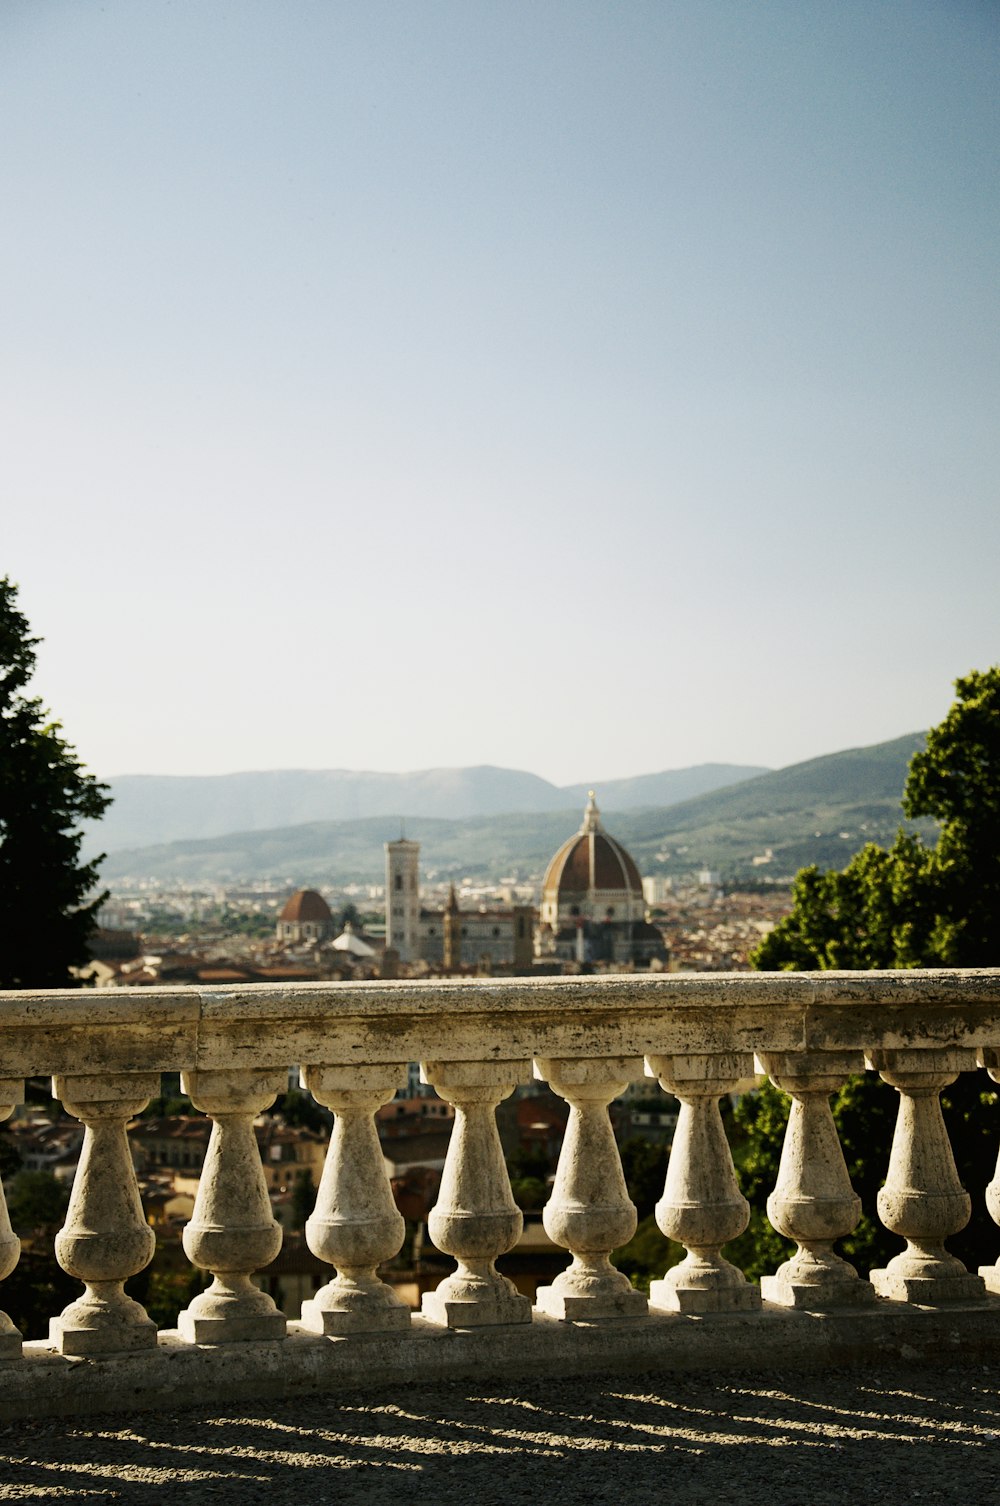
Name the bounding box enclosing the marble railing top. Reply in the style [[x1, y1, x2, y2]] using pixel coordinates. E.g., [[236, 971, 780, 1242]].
[[0, 969, 999, 1078]]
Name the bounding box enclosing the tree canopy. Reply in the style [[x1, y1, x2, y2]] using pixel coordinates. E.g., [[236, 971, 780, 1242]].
[[742, 668, 1000, 1277], [753, 668, 1000, 972], [0, 578, 111, 988]]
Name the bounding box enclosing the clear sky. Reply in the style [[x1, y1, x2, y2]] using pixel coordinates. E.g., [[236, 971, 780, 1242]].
[[3, 1, 997, 787]]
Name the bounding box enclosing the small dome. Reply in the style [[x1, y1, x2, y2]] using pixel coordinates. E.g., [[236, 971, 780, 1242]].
[[279, 889, 333, 924]]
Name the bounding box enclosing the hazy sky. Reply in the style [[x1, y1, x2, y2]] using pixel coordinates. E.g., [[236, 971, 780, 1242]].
[[4, 1, 997, 787]]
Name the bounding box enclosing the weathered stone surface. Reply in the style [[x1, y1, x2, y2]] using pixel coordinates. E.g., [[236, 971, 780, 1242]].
[[867, 1048, 987, 1306], [759, 1050, 875, 1310], [647, 1052, 760, 1314], [299, 1063, 411, 1337], [0, 970, 999, 1412], [421, 1061, 531, 1328], [2, 970, 999, 1078], [534, 1056, 646, 1321], [0, 1082, 23, 1360], [50, 1074, 158, 1357], [1, 1304, 999, 1421], [177, 1069, 287, 1344]]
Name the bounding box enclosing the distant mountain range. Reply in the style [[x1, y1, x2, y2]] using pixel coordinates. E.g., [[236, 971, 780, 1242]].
[[86, 762, 767, 854], [95, 734, 932, 887]]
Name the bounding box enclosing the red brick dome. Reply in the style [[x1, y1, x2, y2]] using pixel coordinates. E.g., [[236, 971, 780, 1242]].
[[542, 793, 643, 906], [279, 889, 333, 924]]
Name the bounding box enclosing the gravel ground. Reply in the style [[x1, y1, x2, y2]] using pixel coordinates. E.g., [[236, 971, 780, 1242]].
[[0, 1364, 996, 1505]]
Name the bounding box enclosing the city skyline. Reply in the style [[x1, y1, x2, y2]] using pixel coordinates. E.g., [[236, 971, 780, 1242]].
[[4, 2, 997, 787]]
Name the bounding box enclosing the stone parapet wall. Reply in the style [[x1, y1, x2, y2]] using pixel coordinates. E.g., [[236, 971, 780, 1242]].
[[0, 969, 999, 1418]]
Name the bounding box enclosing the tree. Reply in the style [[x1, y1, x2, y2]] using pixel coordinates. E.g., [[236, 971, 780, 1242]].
[[5, 1169, 70, 1234], [903, 668, 1000, 966], [754, 667, 1000, 972], [0, 578, 111, 988], [291, 1169, 317, 1225], [611, 1136, 678, 1291], [745, 668, 1000, 1275]]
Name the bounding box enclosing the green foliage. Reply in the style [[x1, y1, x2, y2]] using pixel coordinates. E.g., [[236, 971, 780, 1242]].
[[291, 1169, 317, 1225], [142, 1075, 192, 1119], [506, 1146, 553, 1182], [138, 1268, 209, 1330], [0, 578, 111, 988], [751, 834, 937, 971], [903, 668, 1000, 966], [0, 1246, 78, 1340], [608, 1137, 679, 1287], [726, 1081, 795, 1279], [752, 668, 1000, 972], [725, 1074, 906, 1280], [747, 668, 1000, 1274], [1, 1169, 74, 1340], [510, 1176, 547, 1212], [276, 1089, 330, 1135], [6, 1170, 70, 1233], [617, 1136, 671, 1220], [612, 1214, 680, 1293], [0, 1126, 22, 1181]]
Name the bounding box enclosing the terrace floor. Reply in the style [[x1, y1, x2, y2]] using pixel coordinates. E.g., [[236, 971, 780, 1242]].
[[0, 1362, 995, 1505]]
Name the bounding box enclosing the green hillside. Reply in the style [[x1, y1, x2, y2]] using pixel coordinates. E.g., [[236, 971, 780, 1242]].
[[615, 731, 934, 881], [101, 731, 933, 888]]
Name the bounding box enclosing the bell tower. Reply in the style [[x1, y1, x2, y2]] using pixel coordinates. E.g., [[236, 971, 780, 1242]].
[[385, 838, 420, 963]]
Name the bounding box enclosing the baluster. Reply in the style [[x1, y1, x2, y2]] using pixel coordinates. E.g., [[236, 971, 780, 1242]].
[[646, 1052, 760, 1313], [0, 1081, 23, 1359], [421, 1060, 531, 1327], [979, 1048, 1000, 1293], [533, 1056, 646, 1320], [298, 1064, 410, 1335], [758, 1051, 875, 1308], [177, 1069, 287, 1343], [50, 1072, 158, 1355], [868, 1048, 986, 1303]]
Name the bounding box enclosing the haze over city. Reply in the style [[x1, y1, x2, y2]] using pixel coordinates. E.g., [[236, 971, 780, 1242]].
[[4, 2, 997, 787]]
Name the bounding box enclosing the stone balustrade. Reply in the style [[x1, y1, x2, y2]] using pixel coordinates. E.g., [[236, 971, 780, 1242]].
[[1, 968, 1000, 1418]]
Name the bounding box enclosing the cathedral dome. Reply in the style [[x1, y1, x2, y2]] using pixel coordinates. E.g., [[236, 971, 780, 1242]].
[[541, 793, 643, 916], [538, 793, 663, 966], [279, 889, 333, 924]]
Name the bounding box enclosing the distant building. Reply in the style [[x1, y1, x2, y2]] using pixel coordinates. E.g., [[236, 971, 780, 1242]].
[[386, 842, 535, 971], [419, 899, 536, 971], [276, 889, 334, 944], [385, 839, 421, 962], [536, 792, 668, 967], [642, 876, 673, 906]]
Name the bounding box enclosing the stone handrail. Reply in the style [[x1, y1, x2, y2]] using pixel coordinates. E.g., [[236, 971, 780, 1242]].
[[1, 968, 1000, 1415]]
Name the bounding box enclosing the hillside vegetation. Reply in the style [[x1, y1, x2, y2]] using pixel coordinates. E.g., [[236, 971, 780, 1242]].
[[87, 761, 766, 855], [100, 733, 930, 887]]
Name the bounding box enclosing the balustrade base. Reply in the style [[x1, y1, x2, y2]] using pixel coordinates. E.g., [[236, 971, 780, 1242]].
[[534, 1284, 647, 1321], [869, 1269, 987, 1305], [177, 1310, 287, 1345], [760, 1273, 877, 1310], [421, 1284, 531, 1328], [6, 1303, 1000, 1421], [0, 1328, 21, 1361], [299, 1298, 411, 1336], [49, 1315, 157, 1357], [649, 1279, 761, 1314], [979, 1267, 1000, 1295]]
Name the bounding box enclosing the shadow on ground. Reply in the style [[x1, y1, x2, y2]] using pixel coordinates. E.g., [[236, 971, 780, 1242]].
[[0, 1364, 995, 1504]]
